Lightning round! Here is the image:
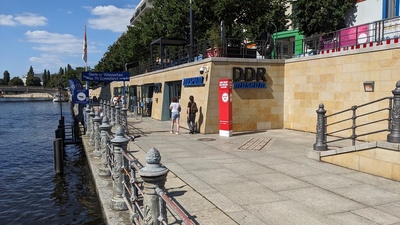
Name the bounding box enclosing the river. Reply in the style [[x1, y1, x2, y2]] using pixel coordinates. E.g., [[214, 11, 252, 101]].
[[0, 101, 104, 224]]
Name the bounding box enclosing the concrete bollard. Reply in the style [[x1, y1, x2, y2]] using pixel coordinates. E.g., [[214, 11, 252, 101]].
[[89, 107, 96, 145], [93, 110, 102, 158], [110, 104, 115, 126], [99, 116, 112, 176], [388, 81, 400, 143], [139, 148, 169, 225], [314, 103, 328, 151], [110, 126, 129, 211]]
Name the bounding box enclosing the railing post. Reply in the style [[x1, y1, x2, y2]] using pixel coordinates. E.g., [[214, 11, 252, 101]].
[[139, 148, 169, 225], [121, 107, 127, 134], [85, 104, 91, 134], [387, 81, 400, 143], [110, 126, 129, 211], [314, 103, 328, 150], [115, 105, 120, 126], [93, 110, 102, 158], [99, 116, 112, 177], [106, 101, 111, 121], [89, 107, 95, 145], [110, 104, 115, 126]]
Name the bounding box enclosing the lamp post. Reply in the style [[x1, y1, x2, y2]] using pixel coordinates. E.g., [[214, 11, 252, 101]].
[[189, 0, 193, 61], [271, 22, 277, 59]]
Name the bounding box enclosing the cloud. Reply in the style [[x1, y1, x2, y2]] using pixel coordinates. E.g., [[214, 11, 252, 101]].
[[87, 5, 135, 33], [0, 13, 47, 26], [0, 15, 16, 26], [25, 30, 83, 55]]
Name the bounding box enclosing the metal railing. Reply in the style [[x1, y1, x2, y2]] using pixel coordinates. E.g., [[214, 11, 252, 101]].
[[86, 100, 194, 225], [314, 81, 400, 150], [303, 16, 400, 56], [325, 97, 392, 146]]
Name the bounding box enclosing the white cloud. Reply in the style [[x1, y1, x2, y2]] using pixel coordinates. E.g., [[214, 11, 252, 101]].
[[25, 30, 86, 58], [0, 15, 16, 26], [0, 13, 47, 27], [87, 5, 135, 33], [14, 13, 47, 26]]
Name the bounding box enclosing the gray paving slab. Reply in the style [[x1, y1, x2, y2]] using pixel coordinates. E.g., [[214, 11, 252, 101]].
[[113, 117, 400, 225]]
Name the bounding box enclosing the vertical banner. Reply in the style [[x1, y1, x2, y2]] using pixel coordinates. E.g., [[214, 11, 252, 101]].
[[219, 79, 232, 137]]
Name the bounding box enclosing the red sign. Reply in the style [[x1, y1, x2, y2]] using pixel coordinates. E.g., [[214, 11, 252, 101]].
[[219, 79, 232, 137]]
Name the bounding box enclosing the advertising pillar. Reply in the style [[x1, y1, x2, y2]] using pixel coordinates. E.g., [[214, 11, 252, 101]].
[[219, 79, 232, 137]]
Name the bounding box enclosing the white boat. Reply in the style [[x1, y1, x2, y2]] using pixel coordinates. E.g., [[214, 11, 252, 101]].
[[53, 93, 69, 102]]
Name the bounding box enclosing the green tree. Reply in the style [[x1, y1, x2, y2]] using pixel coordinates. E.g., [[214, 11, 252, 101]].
[[291, 0, 357, 36], [9, 76, 24, 85], [0, 79, 5, 85], [3, 70, 10, 85], [25, 66, 41, 86], [42, 69, 48, 86]]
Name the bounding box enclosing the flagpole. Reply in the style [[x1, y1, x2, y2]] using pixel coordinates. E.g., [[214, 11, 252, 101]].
[[83, 26, 88, 90]]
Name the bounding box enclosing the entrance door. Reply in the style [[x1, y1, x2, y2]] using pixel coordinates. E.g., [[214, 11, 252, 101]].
[[162, 81, 181, 120]]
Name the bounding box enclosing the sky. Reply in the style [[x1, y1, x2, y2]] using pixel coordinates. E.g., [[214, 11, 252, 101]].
[[0, 0, 141, 78]]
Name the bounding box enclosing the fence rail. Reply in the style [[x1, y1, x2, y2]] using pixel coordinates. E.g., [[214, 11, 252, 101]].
[[84, 100, 194, 225], [314, 81, 400, 150]]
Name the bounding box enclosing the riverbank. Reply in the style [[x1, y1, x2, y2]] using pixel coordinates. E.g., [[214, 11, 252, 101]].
[[0, 93, 53, 102]]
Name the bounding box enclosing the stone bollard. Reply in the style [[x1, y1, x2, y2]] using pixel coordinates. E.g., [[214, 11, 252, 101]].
[[110, 104, 115, 126], [314, 103, 328, 151], [139, 148, 169, 225], [110, 126, 129, 211], [99, 116, 112, 176], [89, 107, 96, 145], [388, 81, 400, 143], [121, 107, 127, 134], [85, 104, 91, 135], [115, 105, 120, 126], [93, 110, 102, 158]]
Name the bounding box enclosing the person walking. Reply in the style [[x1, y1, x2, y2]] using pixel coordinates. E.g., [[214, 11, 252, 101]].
[[169, 97, 181, 134], [187, 95, 198, 134]]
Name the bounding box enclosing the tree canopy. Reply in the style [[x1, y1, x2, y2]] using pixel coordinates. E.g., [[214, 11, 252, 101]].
[[291, 0, 357, 36]]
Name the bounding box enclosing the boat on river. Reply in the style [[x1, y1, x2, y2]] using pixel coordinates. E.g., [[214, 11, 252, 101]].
[[53, 93, 69, 102]]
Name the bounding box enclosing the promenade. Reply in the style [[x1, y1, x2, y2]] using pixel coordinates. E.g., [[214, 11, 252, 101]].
[[84, 116, 400, 225]]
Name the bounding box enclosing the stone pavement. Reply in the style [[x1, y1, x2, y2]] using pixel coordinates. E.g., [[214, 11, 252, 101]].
[[126, 116, 400, 225]]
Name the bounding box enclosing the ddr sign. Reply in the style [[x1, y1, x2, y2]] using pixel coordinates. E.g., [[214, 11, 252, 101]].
[[82, 72, 130, 81]]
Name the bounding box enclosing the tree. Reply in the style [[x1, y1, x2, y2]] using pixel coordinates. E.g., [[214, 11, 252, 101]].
[[291, 0, 357, 36], [9, 77, 24, 85], [25, 66, 41, 86], [3, 70, 10, 85]]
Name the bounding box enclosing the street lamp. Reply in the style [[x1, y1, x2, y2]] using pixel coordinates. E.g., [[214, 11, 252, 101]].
[[271, 22, 277, 59]]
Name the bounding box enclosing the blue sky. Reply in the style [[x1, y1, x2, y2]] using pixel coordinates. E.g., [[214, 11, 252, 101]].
[[0, 0, 140, 78]]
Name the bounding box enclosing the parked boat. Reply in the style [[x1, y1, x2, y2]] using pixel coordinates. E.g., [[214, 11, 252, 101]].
[[53, 93, 69, 102]]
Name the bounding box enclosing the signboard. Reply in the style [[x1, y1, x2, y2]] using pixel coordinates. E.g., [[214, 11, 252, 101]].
[[219, 79, 232, 137], [183, 76, 204, 87], [73, 89, 89, 104], [82, 72, 130, 81]]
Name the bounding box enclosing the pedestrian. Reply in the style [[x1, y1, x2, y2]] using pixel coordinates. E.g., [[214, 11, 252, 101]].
[[187, 95, 198, 134], [169, 97, 181, 134]]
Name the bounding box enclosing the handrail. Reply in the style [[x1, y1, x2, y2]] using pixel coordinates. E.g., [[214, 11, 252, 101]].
[[156, 188, 195, 225], [323, 97, 392, 146]]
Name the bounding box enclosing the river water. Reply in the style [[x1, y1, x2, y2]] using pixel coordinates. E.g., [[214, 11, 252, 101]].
[[0, 101, 104, 224]]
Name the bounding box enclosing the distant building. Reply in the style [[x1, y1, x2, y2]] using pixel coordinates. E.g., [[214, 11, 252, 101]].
[[130, 0, 154, 25]]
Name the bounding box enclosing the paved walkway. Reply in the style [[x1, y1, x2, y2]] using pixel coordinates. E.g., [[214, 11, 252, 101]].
[[124, 116, 400, 225], [123, 117, 400, 225]]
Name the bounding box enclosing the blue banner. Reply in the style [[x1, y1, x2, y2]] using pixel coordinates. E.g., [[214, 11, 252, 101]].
[[82, 72, 130, 81], [73, 89, 89, 104], [68, 78, 83, 91]]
